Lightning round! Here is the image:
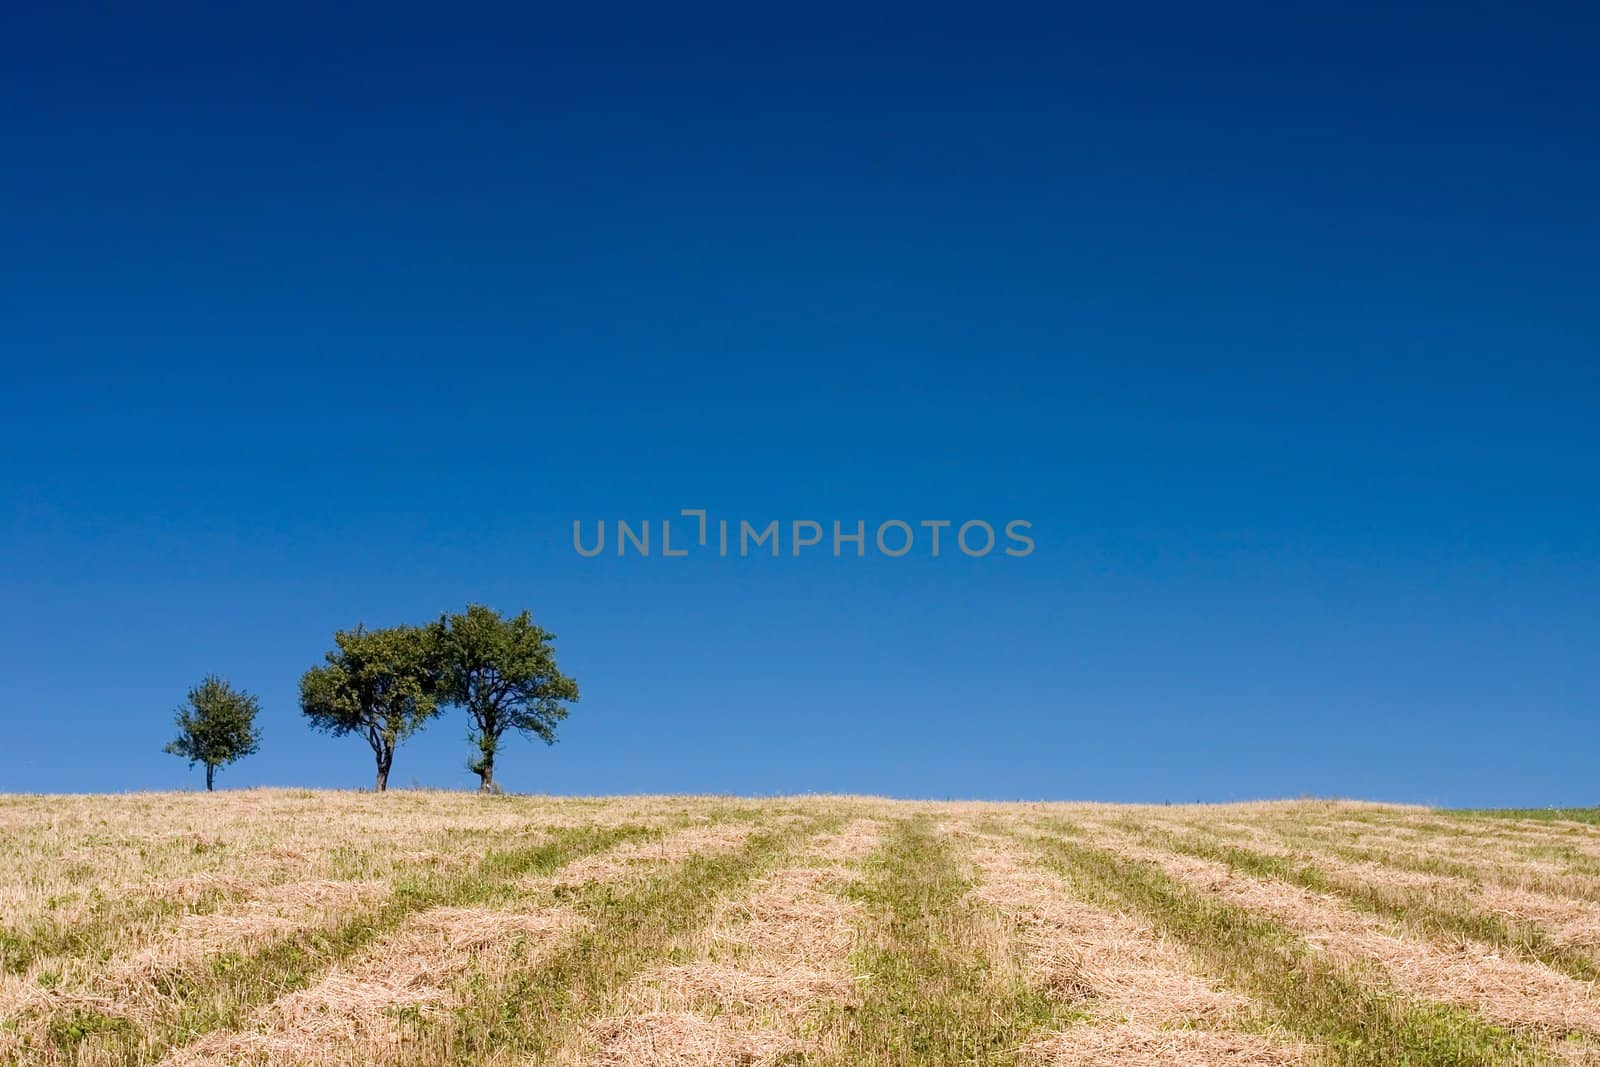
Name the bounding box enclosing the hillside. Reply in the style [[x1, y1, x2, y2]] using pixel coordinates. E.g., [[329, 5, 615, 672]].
[[1, 792, 1596, 1065]]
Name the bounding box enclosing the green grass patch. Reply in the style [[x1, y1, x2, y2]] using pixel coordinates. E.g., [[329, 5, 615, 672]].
[[1450, 808, 1600, 827], [47, 1009, 129, 1052], [814, 816, 1080, 1066]]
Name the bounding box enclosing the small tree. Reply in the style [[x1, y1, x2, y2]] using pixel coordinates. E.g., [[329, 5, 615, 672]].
[[299, 624, 443, 791], [164, 675, 262, 791], [437, 605, 579, 793]]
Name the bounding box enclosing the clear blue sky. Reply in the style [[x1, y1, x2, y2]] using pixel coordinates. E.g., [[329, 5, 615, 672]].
[[2, 3, 1596, 804]]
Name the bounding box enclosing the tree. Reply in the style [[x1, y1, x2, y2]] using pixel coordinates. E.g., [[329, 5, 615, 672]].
[[299, 624, 443, 791], [164, 675, 262, 791], [437, 605, 579, 793]]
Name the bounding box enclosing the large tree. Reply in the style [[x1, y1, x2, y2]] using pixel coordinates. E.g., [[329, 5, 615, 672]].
[[299, 624, 443, 791], [437, 605, 579, 793], [164, 674, 262, 791]]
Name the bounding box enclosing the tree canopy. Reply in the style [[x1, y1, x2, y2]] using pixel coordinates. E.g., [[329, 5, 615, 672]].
[[164, 674, 262, 790], [299, 624, 443, 791], [436, 604, 579, 792]]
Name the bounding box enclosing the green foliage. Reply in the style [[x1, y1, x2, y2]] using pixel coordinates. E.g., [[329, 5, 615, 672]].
[[162, 675, 262, 790], [48, 1008, 128, 1050], [299, 624, 443, 790], [435, 605, 579, 791]]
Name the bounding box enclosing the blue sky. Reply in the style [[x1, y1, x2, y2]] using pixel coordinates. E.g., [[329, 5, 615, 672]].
[[2, 3, 1596, 803]]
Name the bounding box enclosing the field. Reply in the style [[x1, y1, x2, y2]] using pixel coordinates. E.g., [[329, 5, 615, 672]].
[[3, 794, 1600, 1065]]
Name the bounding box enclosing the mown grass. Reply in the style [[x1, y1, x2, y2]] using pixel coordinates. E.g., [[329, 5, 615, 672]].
[[426, 813, 839, 1062], [162, 825, 656, 1039], [28, 821, 661, 1065], [1242, 819, 1600, 903], [1161, 814, 1490, 884], [0, 795, 618, 979], [813, 816, 1080, 1066], [1, 887, 233, 977], [1132, 825, 1600, 985], [1227, 811, 1600, 894], [1027, 821, 1540, 1067], [9, 796, 1600, 1066], [1271, 831, 1485, 884], [0, 835, 276, 978], [1337, 806, 1600, 843], [1451, 808, 1600, 827], [0, 839, 414, 978]]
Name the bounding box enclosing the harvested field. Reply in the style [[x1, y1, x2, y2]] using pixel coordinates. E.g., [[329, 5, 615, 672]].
[[2, 793, 1598, 1065]]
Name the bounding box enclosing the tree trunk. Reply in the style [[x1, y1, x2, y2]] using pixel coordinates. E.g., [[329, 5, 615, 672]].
[[205, 764, 215, 791], [477, 755, 495, 794], [375, 746, 393, 792]]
